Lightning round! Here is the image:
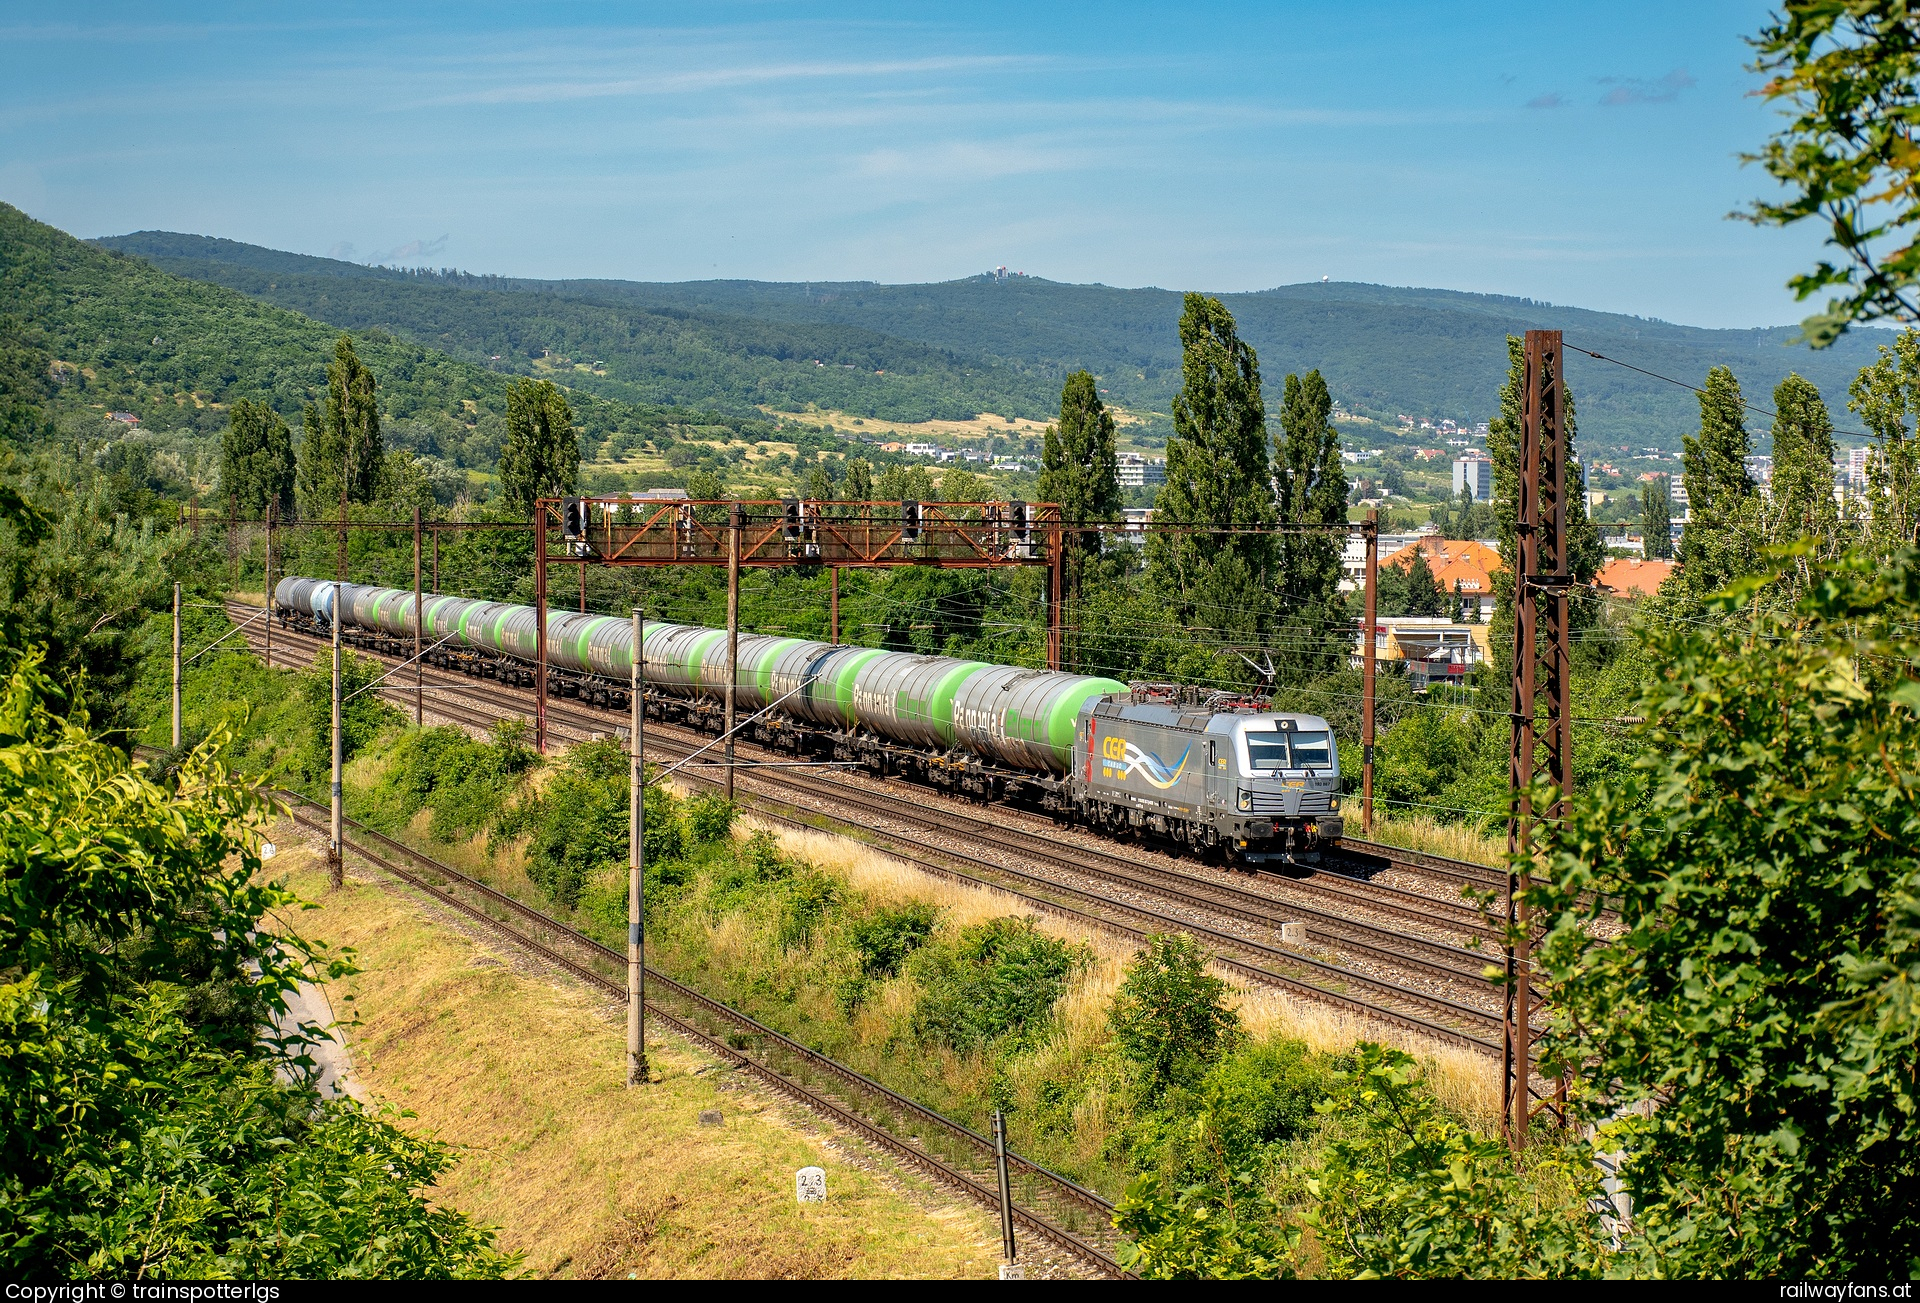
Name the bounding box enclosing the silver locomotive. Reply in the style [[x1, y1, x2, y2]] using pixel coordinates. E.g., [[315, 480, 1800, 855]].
[[274, 576, 1343, 862]]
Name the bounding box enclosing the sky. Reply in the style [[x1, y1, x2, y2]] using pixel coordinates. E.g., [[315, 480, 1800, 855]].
[[0, 1, 1833, 329]]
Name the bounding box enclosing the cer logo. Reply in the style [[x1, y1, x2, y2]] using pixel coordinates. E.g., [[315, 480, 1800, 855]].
[[1101, 735, 1127, 761]]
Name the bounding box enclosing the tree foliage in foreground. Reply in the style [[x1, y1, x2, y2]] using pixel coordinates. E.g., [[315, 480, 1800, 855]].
[[1537, 546, 1920, 1278], [0, 648, 513, 1278], [1744, 1, 1920, 344]]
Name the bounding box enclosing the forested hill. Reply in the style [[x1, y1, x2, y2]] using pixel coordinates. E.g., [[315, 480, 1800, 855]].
[[91, 230, 1061, 426], [0, 204, 753, 459], [99, 228, 1895, 448]]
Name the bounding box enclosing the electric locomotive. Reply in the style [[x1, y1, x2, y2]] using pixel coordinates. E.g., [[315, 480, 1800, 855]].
[[274, 577, 1342, 863]]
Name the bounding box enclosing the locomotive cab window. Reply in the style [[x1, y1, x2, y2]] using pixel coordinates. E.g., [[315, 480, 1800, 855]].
[[1244, 732, 1291, 770], [1288, 731, 1333, 768]]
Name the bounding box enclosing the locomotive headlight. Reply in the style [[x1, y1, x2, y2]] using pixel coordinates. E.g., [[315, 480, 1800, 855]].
[[1329, 797, 1340, 813], [1236, 789, 1251, 812]]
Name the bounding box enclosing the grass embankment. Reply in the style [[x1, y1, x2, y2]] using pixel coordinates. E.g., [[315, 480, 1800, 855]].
[[330, 727, 1499, 1204], [269, 837, 1006, 1279]]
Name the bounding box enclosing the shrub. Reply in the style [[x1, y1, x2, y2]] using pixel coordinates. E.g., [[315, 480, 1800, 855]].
[[1305, 1044, 1606, 1279], [292, 649, 400, 782], [1109, 933, 1241, 1101], [849, 902, 939, 978], [684, 792, 736, 845], [910, 916, 1088, 1052]]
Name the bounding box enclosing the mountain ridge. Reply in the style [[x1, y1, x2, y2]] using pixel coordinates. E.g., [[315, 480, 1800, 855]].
[[96, 228, 1897, 448]]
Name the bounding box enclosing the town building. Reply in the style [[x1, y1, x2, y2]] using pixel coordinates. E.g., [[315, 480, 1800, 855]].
[[1116, 453, 1167, 487], [1380, 536, 1502, 620], [1350, 616, 1493, 691], [1596, 557, 1676, 599], [1452, 454, 1492, 502]]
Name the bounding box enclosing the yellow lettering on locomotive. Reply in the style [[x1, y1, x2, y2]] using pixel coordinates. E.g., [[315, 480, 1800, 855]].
[[1101, 734, 1127, 761]]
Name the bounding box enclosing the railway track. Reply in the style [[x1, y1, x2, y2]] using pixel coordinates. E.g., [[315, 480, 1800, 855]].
[[238, 606, 1526, 1053], [275, 791, 1130, 1278]]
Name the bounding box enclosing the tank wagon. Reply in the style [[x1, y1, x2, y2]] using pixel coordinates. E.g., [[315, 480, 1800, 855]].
[[275, 576, 1343, 862]]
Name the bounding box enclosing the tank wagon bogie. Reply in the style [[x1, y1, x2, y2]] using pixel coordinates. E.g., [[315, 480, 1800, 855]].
[[274, 578, 1342, 862]]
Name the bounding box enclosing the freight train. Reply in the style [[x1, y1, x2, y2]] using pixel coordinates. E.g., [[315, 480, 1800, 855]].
[[274, 576, 1344, 863]]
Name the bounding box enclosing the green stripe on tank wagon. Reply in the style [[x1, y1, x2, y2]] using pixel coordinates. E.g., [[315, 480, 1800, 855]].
[[928, 662, 988, 743], [831, 649, 884, 723], [754, 639, 803, 700], [574, 616, 614, 671], [686, 629, 726, 691], [1046, 677, 1127, 766]]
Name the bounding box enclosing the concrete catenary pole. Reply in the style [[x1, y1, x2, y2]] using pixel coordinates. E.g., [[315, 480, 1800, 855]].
[[330, 580, 344, 890], [1362, 510, 1379, 835], [535, 503, 548, 755], [263, 500, 274, 669], [628, 606, 649, 1086], [413, 506, 424, 726], [724, 502, 741, 802], [171, 582, 182, 748]]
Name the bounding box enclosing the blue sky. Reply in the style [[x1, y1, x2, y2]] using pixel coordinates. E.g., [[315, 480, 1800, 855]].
[[0, 1, 1828, 328]]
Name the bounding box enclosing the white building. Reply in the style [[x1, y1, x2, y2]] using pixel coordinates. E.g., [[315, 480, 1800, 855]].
[[902, 442, 941, 458], [1453, 455, 1492, 502], [1117, 453, 1167, 488]]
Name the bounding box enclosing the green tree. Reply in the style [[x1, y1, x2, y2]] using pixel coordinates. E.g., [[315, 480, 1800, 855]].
[[1678, 365, 1759, 595], [875, 462, 936, 504], [1742, 2, 1920, 344], [1639, 476, 1673, 560], [1038, 370, 1121, 602], [218, 398, 295, 519], [1847, 327, 1920, 558], [802, 456, 837, 503], [1535, 547, 1920, 1276], [1273, 370, 1349, 675], [1305, 1044, 1606, 1279], [498, 377, 578, 518], [1767, 373, 1842, 589], [327, 334, 381, 508], [0, 648, 513, 1277], [1108, 933, 1241, 1102], [1145, 294, 1276, 641], [1401, 547, 1442, 617], [842, 456, 873, 502]]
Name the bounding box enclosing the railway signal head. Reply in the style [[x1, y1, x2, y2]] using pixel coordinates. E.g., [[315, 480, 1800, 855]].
[[562, 496, 587, 540], [901, 499, 922, 543]]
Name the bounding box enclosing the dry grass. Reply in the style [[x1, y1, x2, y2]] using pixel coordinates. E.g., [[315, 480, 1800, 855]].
[[269, 832, 1005, 1280], [751, 817, 1501, 1131], [1363, 812, 1505, 868]]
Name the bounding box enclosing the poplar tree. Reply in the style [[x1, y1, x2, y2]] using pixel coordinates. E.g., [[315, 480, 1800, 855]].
[[1145, 294, 1275, 642], [1679, 365, 1759, 594], [1273, 369, 1349, 673], [325, 335, 381, 508], [1038, 370, 1121, 602], [219, 398, 295, 518], [295, 402, 330, 518], [498, 377, 578, 517], [1640, 477, 1673, 560], [1768, 374, 1841, 590], [1847, 327, 1920, 560]]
